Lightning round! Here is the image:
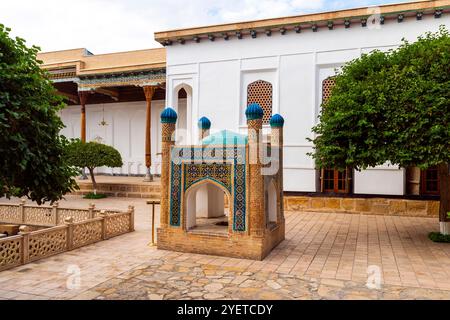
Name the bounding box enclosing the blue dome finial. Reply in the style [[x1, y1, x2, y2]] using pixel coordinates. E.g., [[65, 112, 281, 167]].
[[198, 116, 211, 130], [270, 114, 285, 127], [245, 103, 264, 121], [160, 107, 178, 124]]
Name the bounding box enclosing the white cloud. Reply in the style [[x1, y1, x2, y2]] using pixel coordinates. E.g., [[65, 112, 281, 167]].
[[0, 0, 408, 53]]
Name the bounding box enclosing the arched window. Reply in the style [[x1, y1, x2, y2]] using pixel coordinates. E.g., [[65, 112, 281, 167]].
[[322, 76, 336, 105], [173, 84, 192, 144], [319, 76, 352, 194], [247, 80, 273, 124], [177, 87, 188, 132]]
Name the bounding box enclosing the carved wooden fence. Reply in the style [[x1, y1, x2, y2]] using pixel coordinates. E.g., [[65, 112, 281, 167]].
[[0, 200, 102, 227], [0, 201, 134, 272]]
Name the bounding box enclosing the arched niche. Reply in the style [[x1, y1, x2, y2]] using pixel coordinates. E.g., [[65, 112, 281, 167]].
[[265, 178, 278, 228], [184, 179, 231, 233], [172, 83, 192, 144]]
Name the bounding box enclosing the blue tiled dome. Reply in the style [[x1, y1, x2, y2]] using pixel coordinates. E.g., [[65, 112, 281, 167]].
[[160, 107, 178, 124], [245, 103, 264, 120], [270, 114, 285, 127], [201, 130, 248, 145], [198, 116, 211, 130]]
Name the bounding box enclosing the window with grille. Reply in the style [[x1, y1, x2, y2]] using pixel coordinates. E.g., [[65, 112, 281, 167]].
[[247, 80, 273, 124], [421, 166, 440, 195], [322, 77, 336, 104], [321, 168, 352, 193], [319, 77, 351, 193]]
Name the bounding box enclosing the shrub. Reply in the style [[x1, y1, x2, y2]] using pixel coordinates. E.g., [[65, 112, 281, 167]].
[[429, 232, 450, 243], [65, 140, 123, 194], [83, 192, 107, 199]]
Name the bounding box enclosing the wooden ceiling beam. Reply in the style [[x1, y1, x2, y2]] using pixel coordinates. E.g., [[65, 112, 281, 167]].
[[95, 88, 120, 101], [58, 91, 79, 104]]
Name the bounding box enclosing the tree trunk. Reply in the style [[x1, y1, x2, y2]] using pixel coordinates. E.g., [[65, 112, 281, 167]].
[[88, 167, 97, 195], [438, 163, 450, 235]]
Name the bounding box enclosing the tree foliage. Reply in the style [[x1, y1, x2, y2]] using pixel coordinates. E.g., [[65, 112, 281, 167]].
[[0, 24, 79, 204], [309, 27, 450, 171], [65, 141, 123, 191]]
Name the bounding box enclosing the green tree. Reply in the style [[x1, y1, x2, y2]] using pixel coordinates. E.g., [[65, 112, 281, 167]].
[[309, 27, 450, 233], [65, 141, 123, 193], [0, 24, 78, 204]]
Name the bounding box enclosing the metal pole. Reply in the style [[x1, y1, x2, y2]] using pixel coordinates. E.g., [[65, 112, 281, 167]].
[[147, 200, 160, 247]]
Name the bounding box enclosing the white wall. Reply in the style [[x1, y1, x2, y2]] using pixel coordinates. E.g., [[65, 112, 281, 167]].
[[59, 100, 166, 175], [354, 165, 405, 195], [164, 15, 449, 195]]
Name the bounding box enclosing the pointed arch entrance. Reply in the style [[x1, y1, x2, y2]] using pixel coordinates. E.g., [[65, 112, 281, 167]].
[[184, 179, 231, 234]]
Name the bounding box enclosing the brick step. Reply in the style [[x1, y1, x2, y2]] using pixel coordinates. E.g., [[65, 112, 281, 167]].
[[77, 183, 161, 193], [73, 180, 161, 199], [72, 190, 161, 199]]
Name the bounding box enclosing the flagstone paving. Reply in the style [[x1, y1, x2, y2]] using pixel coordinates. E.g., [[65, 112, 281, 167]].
[[0, 196, 449, 300]]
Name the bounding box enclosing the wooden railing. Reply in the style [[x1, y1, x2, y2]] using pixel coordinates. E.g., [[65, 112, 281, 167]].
[[0, 203, 134, 272]]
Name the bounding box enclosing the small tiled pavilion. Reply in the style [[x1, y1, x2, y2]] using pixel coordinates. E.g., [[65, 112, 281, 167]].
[[157, 103, 286, 260]]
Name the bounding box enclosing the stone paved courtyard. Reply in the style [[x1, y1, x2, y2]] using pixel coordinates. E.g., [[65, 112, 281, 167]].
[[0, 196, 449, 300]]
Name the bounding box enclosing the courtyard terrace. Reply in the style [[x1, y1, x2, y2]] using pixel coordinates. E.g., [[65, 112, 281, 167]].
[[0, 196, 449, 300]]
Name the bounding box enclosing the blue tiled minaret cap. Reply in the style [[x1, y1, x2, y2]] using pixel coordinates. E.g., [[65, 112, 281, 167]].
[[270, 114, 285, 127], [160, 107, 178, 124], [245, 103, 264, 120], [198, 116, 211, 130]]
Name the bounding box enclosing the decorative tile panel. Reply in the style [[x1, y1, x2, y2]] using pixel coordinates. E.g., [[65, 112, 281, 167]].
[[169, 146, 247, 231], [184, 163, 232, 192]]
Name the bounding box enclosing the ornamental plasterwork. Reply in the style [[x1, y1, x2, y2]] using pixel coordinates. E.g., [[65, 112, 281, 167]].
[[77, 71, 166, 91], [0, 238, 22, 271], [72, 220, 103, 249], [0, 205, 21, 224], [48, 69, 166, 91], [105, 213, 131, 237]]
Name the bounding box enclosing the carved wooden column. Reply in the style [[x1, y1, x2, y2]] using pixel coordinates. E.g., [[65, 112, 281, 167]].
[[78, 91, 90, 143], [246, 103, 265, 237], [143, 86, 156, 181], [78, 91, 90, 180]]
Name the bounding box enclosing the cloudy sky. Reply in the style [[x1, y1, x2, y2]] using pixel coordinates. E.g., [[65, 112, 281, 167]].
[[0, 0, 413, 53]]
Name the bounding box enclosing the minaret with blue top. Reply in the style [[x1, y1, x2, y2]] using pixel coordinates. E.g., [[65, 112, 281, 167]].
[[198, 116, 211, 141], [270, 113, 285, 225], [160, 107, 177, 228], [245, 103, 265, 238]]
